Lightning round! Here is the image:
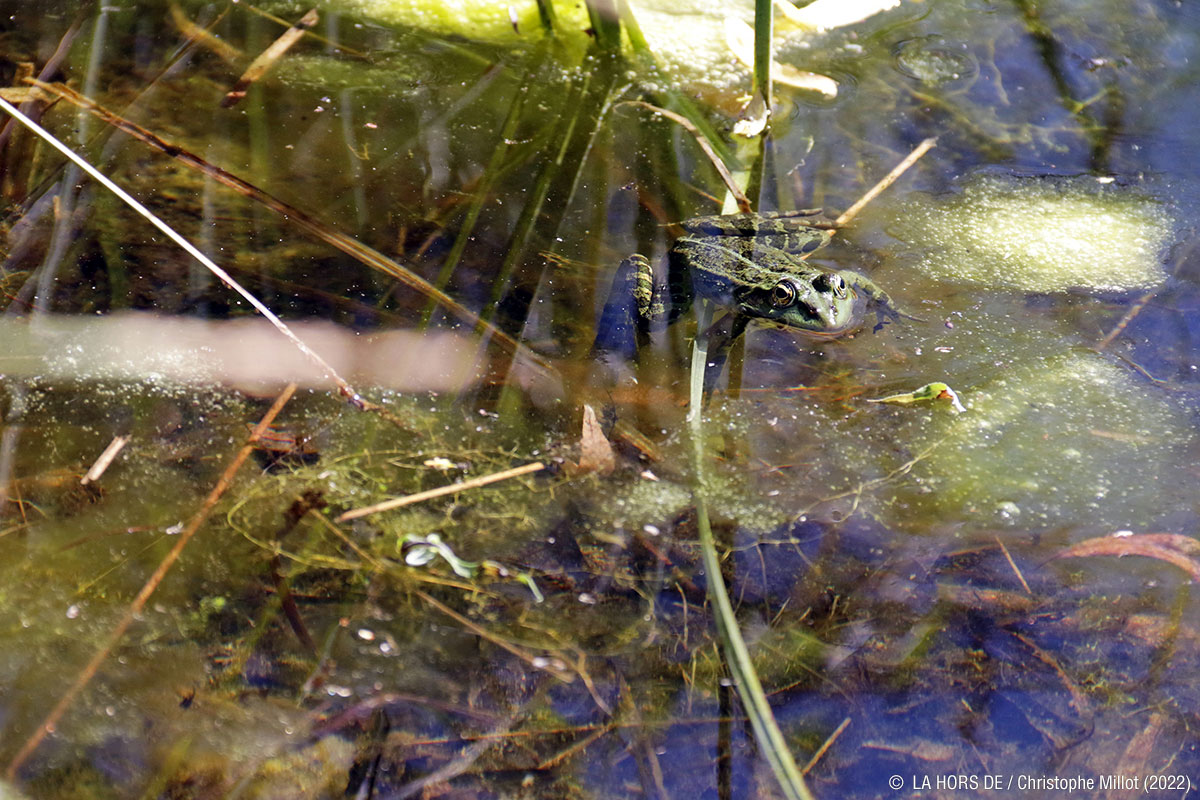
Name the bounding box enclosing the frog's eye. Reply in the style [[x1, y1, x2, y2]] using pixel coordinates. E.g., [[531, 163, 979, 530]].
[[813, 273, 848, 298], [771, 281, 797, 307]]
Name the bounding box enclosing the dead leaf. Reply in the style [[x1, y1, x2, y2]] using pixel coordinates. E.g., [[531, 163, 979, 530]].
[[579, 405, 615, 475], [1054, 533, 1200, 581], [863, 738, 955, 761], [1106, 712, 1166, 800]]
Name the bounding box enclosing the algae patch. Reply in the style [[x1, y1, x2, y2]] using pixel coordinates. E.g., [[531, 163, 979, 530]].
[[913, 351, 1192, 528], [889, 173, 1174, 292], [314, 0, 575, 45]]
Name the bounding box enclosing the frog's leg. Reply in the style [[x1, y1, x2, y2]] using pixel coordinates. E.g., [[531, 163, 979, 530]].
[[839, 270, 919, 330], [591, 254, 669, 358], [630, 253, 668, 325], [697, 312, 749, 394]]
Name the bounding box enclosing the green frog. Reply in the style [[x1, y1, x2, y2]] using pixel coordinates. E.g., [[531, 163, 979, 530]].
[[592, 210, 901, 360]]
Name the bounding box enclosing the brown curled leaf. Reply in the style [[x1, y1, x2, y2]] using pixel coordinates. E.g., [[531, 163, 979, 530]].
[[1054, 533, 1200, 581]]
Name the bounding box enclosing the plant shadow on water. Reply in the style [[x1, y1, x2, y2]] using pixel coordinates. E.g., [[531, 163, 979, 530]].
[[1, 0, 1200, 797]]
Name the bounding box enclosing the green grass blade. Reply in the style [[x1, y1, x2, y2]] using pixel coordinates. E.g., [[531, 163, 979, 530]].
[[480, 51, 622, 323], [754, 0, 774, 111], [584, 0, 622, 53], [692, 497, 816, 800], [688, 320, 816, 800], [534, 0, 558, 32], [614, 0, 649, 54], [479, 71, 590, 321]]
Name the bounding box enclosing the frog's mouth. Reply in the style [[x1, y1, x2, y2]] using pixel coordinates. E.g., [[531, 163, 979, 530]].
[[743, 292, 866, 334], [750, 316, 861, 339]]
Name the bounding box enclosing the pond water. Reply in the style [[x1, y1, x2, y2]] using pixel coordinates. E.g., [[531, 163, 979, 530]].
[[1, 1, 1199, 798]]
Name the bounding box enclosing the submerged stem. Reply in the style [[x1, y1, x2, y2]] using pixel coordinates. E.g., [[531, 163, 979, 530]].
[[686, 357, 816, 800]]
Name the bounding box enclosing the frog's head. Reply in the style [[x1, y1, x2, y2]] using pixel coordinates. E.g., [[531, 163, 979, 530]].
[[741, 271, 862, 334]]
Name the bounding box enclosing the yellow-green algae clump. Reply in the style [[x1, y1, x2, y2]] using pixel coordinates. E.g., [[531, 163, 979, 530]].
[[315, 0, 578, 44], [891, 173, 1174, 292]]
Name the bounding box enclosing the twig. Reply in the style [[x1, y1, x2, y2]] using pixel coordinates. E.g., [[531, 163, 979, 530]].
[[80, 435, 130, 485], [1094, 288, 1157, 352], [802, 716, 850, 774], [835, 137, 937, 228], [393, 717, 516, 799], [307, 509, 386, 569], [793, 437, 944, 522], [1097, 232, 1198, 351], [994, 536, 1032, 595], [1011, 631, 1090, 713], [221, 9, 318, 108], [335, 461, 544, 522], [536, 725, 612, 770], [619, 101, 751, 213], [1110, 352, 1166, 385], [5, 383, 297, 779], [0, 14, 80, 156], [238, 1, 366, 58], [268, 491, 329, 655]]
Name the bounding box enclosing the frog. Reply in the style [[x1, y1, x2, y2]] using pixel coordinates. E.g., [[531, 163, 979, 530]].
[[592, 209, 901, 362]]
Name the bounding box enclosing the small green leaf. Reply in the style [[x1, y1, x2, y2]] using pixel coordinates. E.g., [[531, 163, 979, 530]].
[[869, 382, 967, 413]]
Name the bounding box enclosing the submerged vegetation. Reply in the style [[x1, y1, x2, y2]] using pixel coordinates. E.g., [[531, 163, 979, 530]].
[[1, 0, 1199, 797]]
